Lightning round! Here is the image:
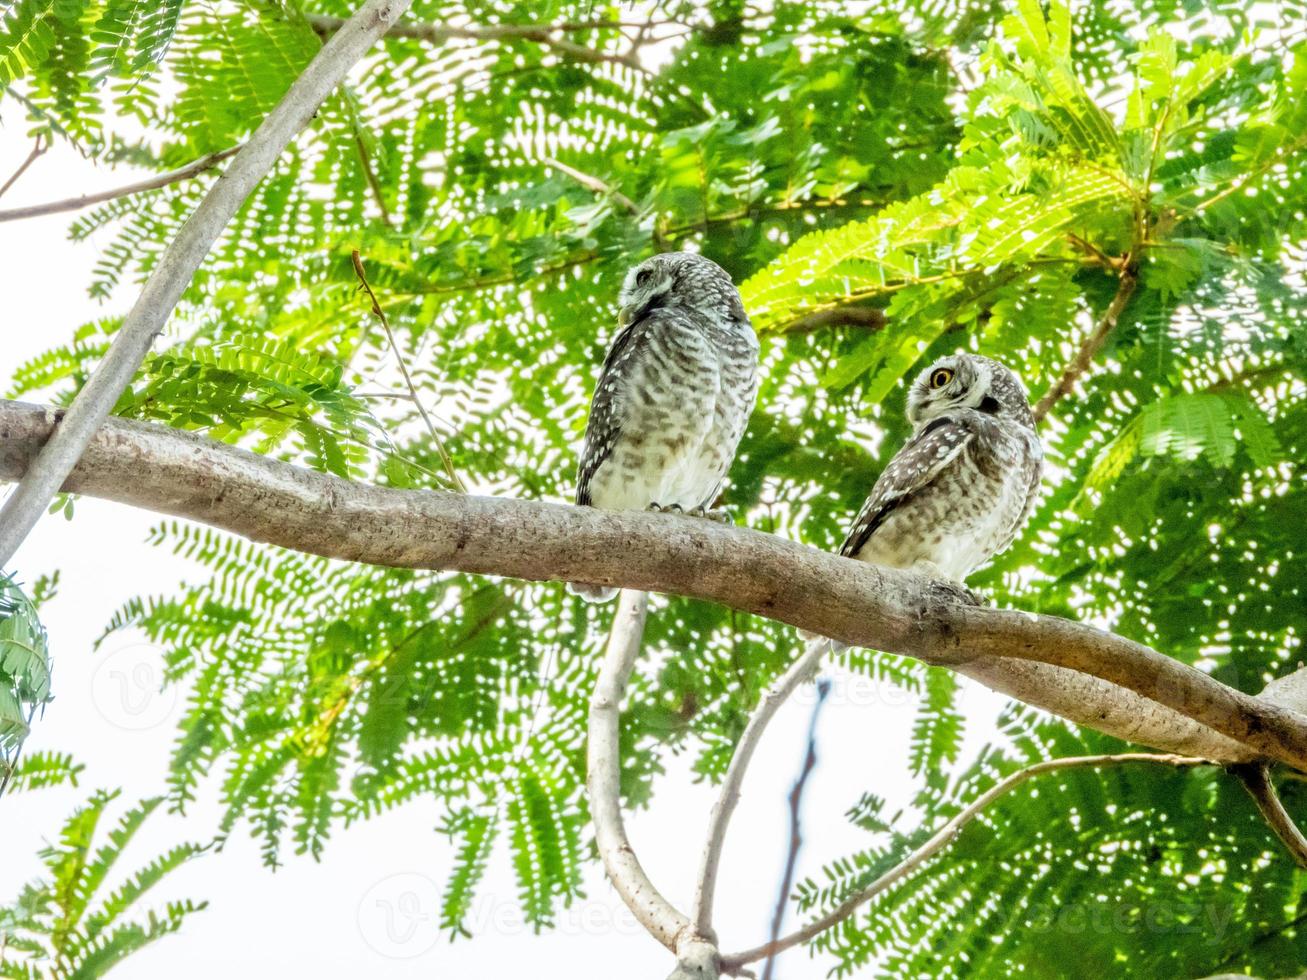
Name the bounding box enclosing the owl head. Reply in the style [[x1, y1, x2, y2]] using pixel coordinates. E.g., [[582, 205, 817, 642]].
[[906, 353, 1034, 428], [617, 252, 748, 328]]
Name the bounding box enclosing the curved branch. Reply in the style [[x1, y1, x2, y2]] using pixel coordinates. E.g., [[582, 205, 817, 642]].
[[1233, 763, 1307, 868], [587, 590, 707, 962], [1033, 266, 1138, 422], [692, 638, 827, 934], [2, 399, 1307, 771], [0, 0, 415, 568], [0, 145, 241, 224], [720, 752, 1212, 969]]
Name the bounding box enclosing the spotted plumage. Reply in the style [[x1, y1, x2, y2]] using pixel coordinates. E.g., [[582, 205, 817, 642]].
[[840, 353, 1042, 584], [570, 252, 759, 602]]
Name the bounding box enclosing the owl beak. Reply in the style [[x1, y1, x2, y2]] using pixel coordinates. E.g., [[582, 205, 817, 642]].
[[617, 305, 635, 327]]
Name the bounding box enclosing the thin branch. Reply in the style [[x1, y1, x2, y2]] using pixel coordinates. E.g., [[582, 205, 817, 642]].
[[0, 144, 241, 223], [761, 678, 831, 980], [692, 638, 828, 934], [1032, 264, 1139, 423], [1233, 763, 1307, 868], [542, 156, 639, 215], [350, 250, 465, 492], [354, 136, 393, 227], [304, 12, 651, 74], [4, 400, 1307, 771], [0, 0, 417, 569], [721, 753, 1212, 969], [0, 136, 46, 201], [587, 589, 698, 951], [781, 305, 887, 335]]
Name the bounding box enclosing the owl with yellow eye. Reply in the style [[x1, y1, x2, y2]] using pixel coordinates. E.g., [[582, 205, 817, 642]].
[[837, 353, 1042, 588]]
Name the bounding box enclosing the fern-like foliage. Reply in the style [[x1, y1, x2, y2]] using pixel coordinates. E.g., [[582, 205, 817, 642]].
[[2, 0, 1306, 970], [0, 776, 208, 979]]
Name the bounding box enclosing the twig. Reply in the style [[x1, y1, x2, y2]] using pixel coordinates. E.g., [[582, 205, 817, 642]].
[[1031, 265, 1139, 423], [1233, 763, 1307, 868], [587, 589, 699, 952], [0, 144, 241, 223], [0, 136, 46, 201], [542, 156, 639, 215], [692, 638, 828, 935], [761, 678, 831, 980], [350, 250, 465, 492], [0, 0, 417, 568], [354, 136, 393, 227], [721, 753, 1212, 970]]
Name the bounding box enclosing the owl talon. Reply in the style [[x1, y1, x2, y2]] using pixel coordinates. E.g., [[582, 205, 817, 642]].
[[927, 580, 987, 607]]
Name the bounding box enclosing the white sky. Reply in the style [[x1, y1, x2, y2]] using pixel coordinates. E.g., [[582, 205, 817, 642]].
[[0, 132, 1009, 978]]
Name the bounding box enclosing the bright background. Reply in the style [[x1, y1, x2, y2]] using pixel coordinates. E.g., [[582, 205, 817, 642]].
[[0, 133, 1007, 977]]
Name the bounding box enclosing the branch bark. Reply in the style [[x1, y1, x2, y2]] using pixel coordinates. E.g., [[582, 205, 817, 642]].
[[0, 0, 415, 568], [0, 145, 241, 223], [720, 753, 1211, 969], [588, 589, 714, 974], [2, 399, 1306, 771]]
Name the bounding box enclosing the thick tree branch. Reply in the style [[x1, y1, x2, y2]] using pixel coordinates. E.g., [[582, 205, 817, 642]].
[[692, 639, 827, 935], [0, 145, 241, 223], [2, 400, 1306, 771], [0, 0, 415, 568], [1233, 763, 1307, 868], [721, 752, 1211, 969]]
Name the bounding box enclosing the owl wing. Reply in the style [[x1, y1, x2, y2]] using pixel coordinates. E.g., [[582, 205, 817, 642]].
[[576, 320, 641, 506], [839, 416, 975, 559]]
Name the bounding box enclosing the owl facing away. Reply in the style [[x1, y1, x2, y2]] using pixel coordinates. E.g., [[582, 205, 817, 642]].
[[569, 252, 760, 602], [839, 353, 1042, 587]]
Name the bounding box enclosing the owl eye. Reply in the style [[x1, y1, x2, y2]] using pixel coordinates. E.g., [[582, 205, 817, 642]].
[[635, 269, 652, 288], [929, 368, 954, 389]]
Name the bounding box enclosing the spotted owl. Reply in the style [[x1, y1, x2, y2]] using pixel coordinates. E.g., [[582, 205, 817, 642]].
[[569, 252, 760, 602], [839, 353, 1042, 586]]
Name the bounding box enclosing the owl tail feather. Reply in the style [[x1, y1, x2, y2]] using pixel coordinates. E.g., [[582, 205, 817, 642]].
[[568, 581, 619, 603]]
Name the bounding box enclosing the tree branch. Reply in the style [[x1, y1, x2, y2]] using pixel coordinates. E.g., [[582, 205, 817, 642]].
[[721, 753, 1212, 969], [692, 639, 827, 935], [0, 0, 415, 568], [542, 156, 639, 215], [781, 305, 887, 335], [1233, 763, 1307, 868], [350, 250, 465, 492], [1032, 265, 1138, 423], [588, 589, 711, 970], [304, 12, 650, 74], [0, 136, 46, 201], [761, 678, 830, 980], [3, 400, 1307, 771], [0, 145, 241, 223]]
